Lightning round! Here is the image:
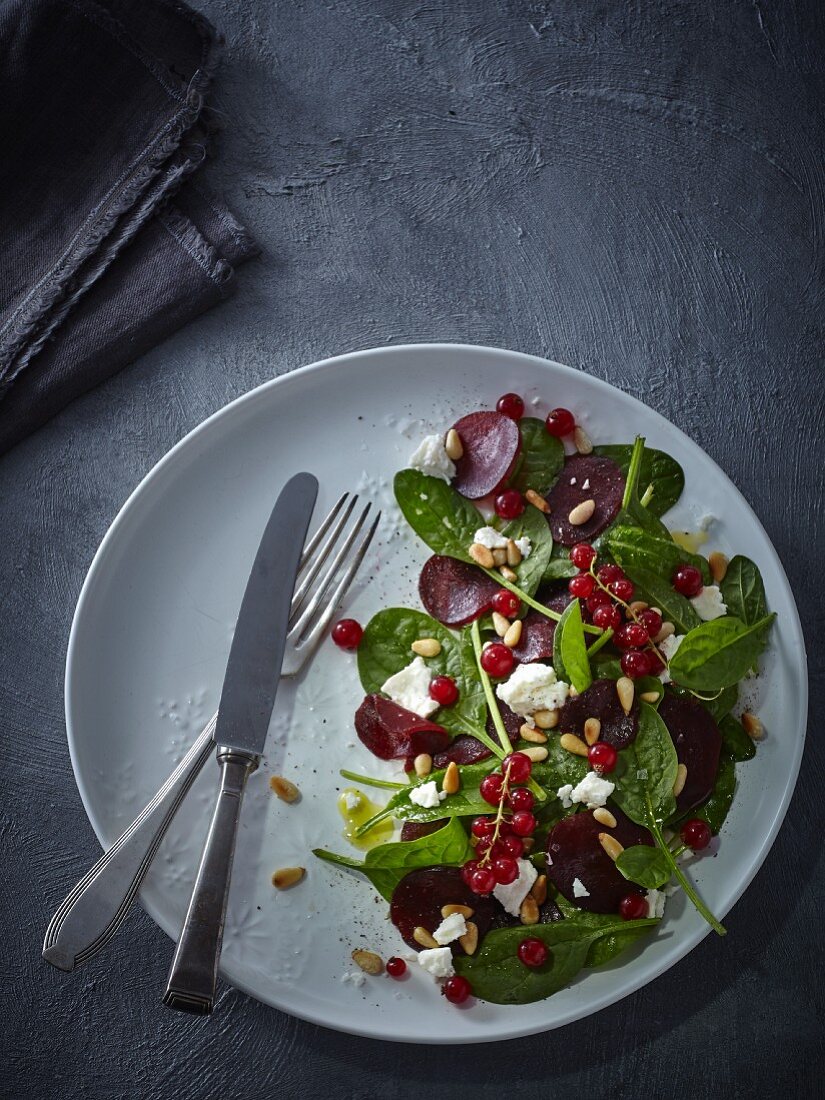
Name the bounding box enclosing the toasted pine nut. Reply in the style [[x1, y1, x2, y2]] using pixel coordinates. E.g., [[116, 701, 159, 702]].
[[459, 921, 479, 955], [530, 874, 548, 906], [640, 691, 661, 703], [522, 745, 548, 763], [525, 489, 550, 513], [411, 636, 441, 657], [519, 896, 540, 925], [506, 539, 522, 566], [533, 708, 559, 729], [351, 949, 384, 975], [568, 499, 596, 525], [413, 753, 432, 778], [441, 904, 473, 919], [598, 833, 624, 861], [673, 763, 688, 797], [560, 733, 589, 757], [574, 425, 593, 454], [616, 676, 634, 715], [442, 761, 460, 795], [469, 543, 495, 568], [654, 621, 675, 643], [445, 428, 463, 460], [708, 551, 729, 583], [593, 807, 617, 828], [492, 611, 510, 637], [520, 724, 548, 743], [584, 717, 601, 746], [500, 565, 518, 581], [504, 620, 523, 648], [413, 926, 439, 949], [742, 712, 763, 739], [270, 775, 300, 803], [568, 685, 579, 698], [271, 866, 305, 889], [492, 547, 507, 566], [628, 600, 649, 615]]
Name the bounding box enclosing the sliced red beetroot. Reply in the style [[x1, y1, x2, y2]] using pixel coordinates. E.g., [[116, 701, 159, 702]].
[[546, 807, 653, 913], [433, 735, 493, 769], [486, 701, 520, 747], [558, 678, 639, 749], [536, 580, 575, 614], [451, 411, 521, 499], [659, 692, 722, 814], [400, 820, 447, 842], [390, 867, 497, 951], [419, 555, 501, 626], [511, 609, 557, 663], [545, 454, 625, 545], [354, 694, 450, 761]]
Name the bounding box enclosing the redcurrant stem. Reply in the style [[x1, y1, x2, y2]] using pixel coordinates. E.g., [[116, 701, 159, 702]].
[[338, 769, 406, 791], [480, 762, 513, 867], [588, 561, 665, 666], [485, 570, 602, 636]]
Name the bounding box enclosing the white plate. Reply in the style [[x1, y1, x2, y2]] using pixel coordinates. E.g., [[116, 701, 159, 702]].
[[66, 343, 807, 1043]]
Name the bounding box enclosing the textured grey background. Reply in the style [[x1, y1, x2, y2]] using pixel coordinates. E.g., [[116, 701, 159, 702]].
[[1, 0, 823, 1096]]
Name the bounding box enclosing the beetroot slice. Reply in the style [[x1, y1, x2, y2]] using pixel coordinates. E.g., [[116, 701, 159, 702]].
[[511, 609, 557, 663], [451, 411, 521, 499], [659, 692, 722, 814], [536, 580, 575, 614], [354, 695, 450, 761], [558, 678, 639, 749], [545, 454, 625, 545], [546, 807, 653, 913], [390, 867, 497, 952], [486, 701, 520, 746], [433, 735, 493, 769], [400, 820, 447, 842], [419, 555, 501, 627]]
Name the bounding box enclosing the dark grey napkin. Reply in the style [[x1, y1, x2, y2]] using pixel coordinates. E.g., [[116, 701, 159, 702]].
[[0, 0, 258, 454]]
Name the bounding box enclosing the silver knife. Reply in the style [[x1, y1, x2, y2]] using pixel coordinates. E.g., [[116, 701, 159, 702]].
[[162, 471, 318, 1014]]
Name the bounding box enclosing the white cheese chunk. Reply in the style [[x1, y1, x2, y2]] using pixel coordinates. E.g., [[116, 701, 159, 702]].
[[568, 770, 615, 808], [408, 434, 456, 483], [658, 632, 685, 684], [572, 877, 590, 898], [690, 584, 727, 621], [432, 912, 467, 945], [514, 536, 532, 559], [408, 780, 447, 809], [556, 784, 574, 809], [473, 525, 509, 550], [381, 656, 439, 718], [493, 858, 537, 916], [646, 888, 666, 919], [343, 791, 362, 811], [495, 662, 569, 725], [417, 947, 455, 978]]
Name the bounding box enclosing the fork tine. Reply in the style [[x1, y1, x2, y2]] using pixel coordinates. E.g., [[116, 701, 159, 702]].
[[293, 511, 381, 651], [299, 492, 350, 566], [291, 494, 358, 615], [289, 501, 373, 636]]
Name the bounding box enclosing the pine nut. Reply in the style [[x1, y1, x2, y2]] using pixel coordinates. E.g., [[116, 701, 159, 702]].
[[413, 926, 439, 949], [640, 691, 661, 703], [411, 637, 441, 657], [459, 921, 479, 955], [492, 547, 507, 566], [442, 761, 460, 794], [708, 551, 729, 583], [574, 425, 593, 455], [654, 621, 675, 643], [351, 949, 383, 975], [534, 709, 558, 729], [593, 807, 617, 828], [530, 874, 548, 906], [560, 733, 589, 757], [584, 717, 601, 746], [414, 753, 432, 778], [469, 543, 495, 568], [441, 904, 473, 919], [269, 775, 300, 803], [568, 499, 596, 525], [504, 620, 523, 648], [500, 565, 518, 581], [742, 712, 763, 739], [616, 676, 635, 715], [445, 428, 463, 460], [522, 745, 548, 762], [568, 685, 579, 698], [492, 611, 510, 637], [271, 866, 305, 889], [520, 724, 548, 743], [525, 489, 550, 513], [519, 896, 540, 925], [628, 600, 649, 615], [598, 833, 624, 861], [673, 763, 688, 797], [506, 539, 522, 566]]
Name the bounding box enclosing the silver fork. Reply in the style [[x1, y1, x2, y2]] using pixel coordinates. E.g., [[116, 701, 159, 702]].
[[43, 493, 379, 973]]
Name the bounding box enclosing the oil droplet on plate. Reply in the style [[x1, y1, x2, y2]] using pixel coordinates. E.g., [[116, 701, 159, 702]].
[[337, 788, 393, 851], [670, 529, 709, 554]]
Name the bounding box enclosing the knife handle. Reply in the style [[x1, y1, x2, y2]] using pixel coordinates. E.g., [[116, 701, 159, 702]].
[[42, 716, 217, 972], [162, 748, 257, 1014]]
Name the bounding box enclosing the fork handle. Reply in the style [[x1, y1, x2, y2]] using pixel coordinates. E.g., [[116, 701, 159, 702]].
[[42, 716, 217, 972], [162, 748, 257, 1014]]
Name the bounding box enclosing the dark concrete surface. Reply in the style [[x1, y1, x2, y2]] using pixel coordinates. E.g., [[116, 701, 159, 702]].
[[1, 1, 823, 1096]]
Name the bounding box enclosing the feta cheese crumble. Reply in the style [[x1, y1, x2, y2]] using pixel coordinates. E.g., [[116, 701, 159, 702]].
[[568, 770, 615, 808], [341, 970, 367, 988], [658, 632, 685, 684], [646, 888, 666, 919], [493, 858, 537, 916], [417, 947, 455, 978], [408, 780, 447, 809], [495, 663, 570, 725], [408, 434, 456, 483], [432, 912, 467, 945], [556, 784, 573, 809], [343, 791, 362, 811], [572, 877, 590, 898], [690, 584, 727, 621], [514, 537, 532, 559], [381, 656, 439, 718], [473, 526, 509, 549]]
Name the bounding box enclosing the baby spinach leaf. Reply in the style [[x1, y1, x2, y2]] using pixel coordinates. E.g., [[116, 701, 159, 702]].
[[605, 525, 711, 586], [610, 437, 672, 540], [508, 417, 564, 494], [554, 599, 592, 693], [635, 675, 664, 705], [611, 702, 678, 826], [622, 562, 701, 634], [552, 894, 655, 967], [501, 503, 554, 598], [667, 614, 776, 692], [393, 469, 483, 562], [541, 552, 578, 581], [694, 752, 736, 834], [355, 760, 499, 834], [532, 739, 590, 793], [591, 654, 623, 681], [594, 444, 685, 517], [313, 818, 473, 901], [721, 555, 768, 627], [615, 845, 672, 889], [719, 713, 756, 762]]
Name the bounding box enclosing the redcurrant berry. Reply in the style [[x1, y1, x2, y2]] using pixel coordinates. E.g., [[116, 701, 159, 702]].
[[442, 975, 473, 1004], [568, 573, 595, 598], [479, 773, 506, 806], [517, 937, 549, 967], [502, 751, 532, 784], [610, 577, 635, 603], [480, 643, 515, 678], [507, 787, 535, 812], [496, 392, 524, 420], [680, 818, 712, 850], [672, 564, 703, 597], [386, 956, 407, 978], [621, 649, 653, 678], [597, 563, 624, 586], [592, 603, 622, 631], [588, 742, 618, 773], [619, 893, 649, 920], [545, 407, 576, 437], [429, 675, 459, 706], [637, 608, 663, 636], [492, 856, 519, 885], [469, 866, 497, 895], [510, 810, 537, 836], [570, 542, 597, 570], [470, 816, 495, 839], [494, 489, 525, 520], [491, 588, 521, 617], [331, 618, 363, 649]]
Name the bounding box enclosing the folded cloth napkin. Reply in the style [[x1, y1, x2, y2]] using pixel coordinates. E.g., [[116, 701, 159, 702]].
[[0, 0, 258, 454]]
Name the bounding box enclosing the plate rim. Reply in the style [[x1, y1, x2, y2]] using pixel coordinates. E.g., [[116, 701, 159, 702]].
[[64, 341, 808, 1043]]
